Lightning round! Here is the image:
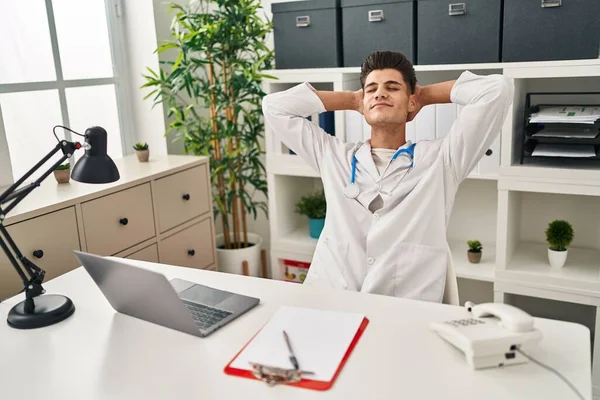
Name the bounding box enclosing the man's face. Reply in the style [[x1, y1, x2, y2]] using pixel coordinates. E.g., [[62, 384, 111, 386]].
[[362, 69, 416, 126]]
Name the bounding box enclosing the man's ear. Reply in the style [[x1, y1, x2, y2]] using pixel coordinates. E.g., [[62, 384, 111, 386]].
[[407, 94, 418, 112]]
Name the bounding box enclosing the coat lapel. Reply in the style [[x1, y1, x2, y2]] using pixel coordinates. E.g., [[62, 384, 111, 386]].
[[382, 141, 414, 178], [354, 141, 379, 180]]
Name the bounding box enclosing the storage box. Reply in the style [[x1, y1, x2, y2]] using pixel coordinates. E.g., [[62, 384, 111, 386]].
[[341, 0, 415, 67], [417, 0, 501, 65], [272, 0, 342, 69], [502, 0, 600, 62]]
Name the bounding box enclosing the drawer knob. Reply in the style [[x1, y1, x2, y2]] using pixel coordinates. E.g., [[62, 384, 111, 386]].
[[485, 149, 493, 156], [32, 249, 44, 259], [182, 193, 191, 201], [119, 217, 129, 226], [188, 249, 196, 256]]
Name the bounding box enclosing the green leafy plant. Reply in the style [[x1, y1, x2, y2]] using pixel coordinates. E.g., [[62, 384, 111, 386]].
[[467, 240, 482, 253], [295, 191, 326, 220], [142, 0, 274, 249], [545, 220, 574, 251], [55, 162, 70, 171], [133, 142, 149, 151]]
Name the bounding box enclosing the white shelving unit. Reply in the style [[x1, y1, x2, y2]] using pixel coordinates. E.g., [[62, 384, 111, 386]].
[[263, 58, 600, 396]]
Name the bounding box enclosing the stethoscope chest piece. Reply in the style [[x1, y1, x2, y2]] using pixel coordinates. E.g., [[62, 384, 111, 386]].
[[344, 183, 360, 199]]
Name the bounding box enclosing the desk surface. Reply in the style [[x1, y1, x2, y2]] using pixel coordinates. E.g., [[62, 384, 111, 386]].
[[0, 259, 592, 400]]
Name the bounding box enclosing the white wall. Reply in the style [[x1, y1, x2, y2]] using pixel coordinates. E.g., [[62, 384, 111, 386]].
[[121, 0, 168, 156], [0, 112, 13, 187]]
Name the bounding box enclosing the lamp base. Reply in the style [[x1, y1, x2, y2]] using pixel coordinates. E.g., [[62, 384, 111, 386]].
[[7, 294, 75, 329]]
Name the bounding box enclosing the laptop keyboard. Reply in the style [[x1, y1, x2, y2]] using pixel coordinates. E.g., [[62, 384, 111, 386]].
[[182, 300, 232, 331]]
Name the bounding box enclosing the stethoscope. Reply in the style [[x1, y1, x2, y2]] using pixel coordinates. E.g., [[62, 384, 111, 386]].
[[344, 142, 416, 199]]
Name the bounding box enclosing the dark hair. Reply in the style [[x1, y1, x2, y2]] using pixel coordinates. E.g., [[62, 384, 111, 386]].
[[360, 51, 417, 94]]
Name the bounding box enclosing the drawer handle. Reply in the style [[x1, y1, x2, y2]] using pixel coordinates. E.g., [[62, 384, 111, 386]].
[[541, 0, 561, 8], [485, 149, 493, 156], [188, 249, 196, 256], [448, 3, 467, 16], [368, 10, 384, 22], [182, 193, 191, 201], [295, 15, 310, 28], [119, 217, 129, 226], [32, 249, 44, 259]]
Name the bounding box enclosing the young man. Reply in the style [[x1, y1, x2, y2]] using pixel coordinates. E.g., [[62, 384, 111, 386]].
[[262, 51, 513, 303]]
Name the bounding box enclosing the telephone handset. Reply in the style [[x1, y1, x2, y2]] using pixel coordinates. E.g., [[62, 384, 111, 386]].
[[430, 303, 543, 369]]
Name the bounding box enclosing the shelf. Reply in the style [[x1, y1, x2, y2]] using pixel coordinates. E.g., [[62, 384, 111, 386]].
[[267, 153, 319, 178], [496, 242, 600, 296], [264, 59, 600, 81], [499, 170, 600, 195], [448, 240, 496, 283], [268, 152, 498, 180], [271, 225, 318, 256]]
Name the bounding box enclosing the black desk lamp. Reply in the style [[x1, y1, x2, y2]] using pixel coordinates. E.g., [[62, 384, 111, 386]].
[[0, 126, 120, 329]]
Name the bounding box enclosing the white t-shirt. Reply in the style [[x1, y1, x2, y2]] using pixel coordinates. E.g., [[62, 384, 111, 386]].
[[368, 148, 396, 212]]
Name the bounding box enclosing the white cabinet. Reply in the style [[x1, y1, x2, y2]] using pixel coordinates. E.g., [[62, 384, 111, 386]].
[[0, 155, 216, 301]]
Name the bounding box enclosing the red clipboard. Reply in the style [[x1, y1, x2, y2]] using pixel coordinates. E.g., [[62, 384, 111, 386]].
[[224, 317, 369, 391]]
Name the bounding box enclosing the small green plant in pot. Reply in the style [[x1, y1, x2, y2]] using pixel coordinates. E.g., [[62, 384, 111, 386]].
[[467, 240, 482, 264], [54, 162, 71, 184], [295, 191, 326, 239], [133, 142, 149, 162], [545, 220, 574, 268]]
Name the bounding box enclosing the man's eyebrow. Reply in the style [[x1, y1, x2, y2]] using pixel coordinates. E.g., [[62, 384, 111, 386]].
[[365, 80, 403, 88]]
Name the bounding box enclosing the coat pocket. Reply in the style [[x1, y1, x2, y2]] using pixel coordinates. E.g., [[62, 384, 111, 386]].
[[394, 242, 447, 303], [305, 235, 349, 290]]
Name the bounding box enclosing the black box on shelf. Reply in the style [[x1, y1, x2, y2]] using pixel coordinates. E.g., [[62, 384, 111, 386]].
[[502, 0, 600, 62], [341, 0, 416, 67], [417, 0, 501, 65], [272, 0, 343, 69], [520, 92, 600, 167]]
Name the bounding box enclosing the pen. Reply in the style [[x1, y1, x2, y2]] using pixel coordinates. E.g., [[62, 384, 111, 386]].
[[282, 330, 300, 370]]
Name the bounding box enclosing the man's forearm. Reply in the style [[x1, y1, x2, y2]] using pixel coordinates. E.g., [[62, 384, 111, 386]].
[[421, 80, 456, 107], [313, 90, 360, 112]]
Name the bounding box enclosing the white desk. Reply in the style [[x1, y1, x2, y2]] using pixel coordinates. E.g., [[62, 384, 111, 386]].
[[0, 259, 592, 400]]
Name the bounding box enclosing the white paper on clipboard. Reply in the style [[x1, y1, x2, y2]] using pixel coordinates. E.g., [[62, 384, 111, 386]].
[[229, 306, 366, 383]]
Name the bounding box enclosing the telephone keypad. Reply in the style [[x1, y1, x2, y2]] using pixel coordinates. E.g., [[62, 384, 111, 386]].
[[444, 318, 486, 328]]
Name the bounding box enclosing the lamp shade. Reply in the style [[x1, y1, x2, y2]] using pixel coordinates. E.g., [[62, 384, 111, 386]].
[[71, 126, 120, 184]]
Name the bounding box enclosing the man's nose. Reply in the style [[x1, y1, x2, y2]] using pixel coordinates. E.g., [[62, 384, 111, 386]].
[[375, 89, 388, 100]]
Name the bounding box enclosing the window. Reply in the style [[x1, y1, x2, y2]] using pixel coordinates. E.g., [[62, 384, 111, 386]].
[[0, 0, 131, 181]]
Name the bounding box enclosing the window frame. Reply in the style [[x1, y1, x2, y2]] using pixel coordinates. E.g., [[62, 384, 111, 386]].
[[0, 0, 134, 183]]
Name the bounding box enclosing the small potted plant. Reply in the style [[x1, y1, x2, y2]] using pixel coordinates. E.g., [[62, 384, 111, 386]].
[[545, 220, 574, 268], [467, 240, 482, 263], [295, 190, 326, 239], [53, 162, 71, 184], [133, 142, 149, 162]]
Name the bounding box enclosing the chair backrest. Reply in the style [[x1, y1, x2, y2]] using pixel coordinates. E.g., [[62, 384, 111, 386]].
[[442, 245, 459, 306]]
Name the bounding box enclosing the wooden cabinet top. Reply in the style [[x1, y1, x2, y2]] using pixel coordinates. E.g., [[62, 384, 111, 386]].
[[1, 155, 209, 225]]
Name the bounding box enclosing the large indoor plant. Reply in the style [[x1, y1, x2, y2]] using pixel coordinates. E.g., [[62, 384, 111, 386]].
[[143, 0, 274, 276], [545, 219, 574, 268]]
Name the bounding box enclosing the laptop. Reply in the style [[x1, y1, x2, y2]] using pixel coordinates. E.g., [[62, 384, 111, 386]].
[[73, 251, 260, 338]]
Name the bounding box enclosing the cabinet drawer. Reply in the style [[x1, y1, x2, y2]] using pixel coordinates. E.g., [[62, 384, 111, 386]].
[[159, 218, 214, 269], [125, 244, 159, 263], [154, 165, 210, 233], [82, 183, 156, 255], [0, 207, 80, 300]]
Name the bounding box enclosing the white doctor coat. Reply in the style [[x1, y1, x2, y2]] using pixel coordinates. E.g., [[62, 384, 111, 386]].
[[262, 71, 513, 303]]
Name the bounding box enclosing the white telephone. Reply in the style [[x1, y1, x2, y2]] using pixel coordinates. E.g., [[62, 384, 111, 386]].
[[430, 302, 543, 369]]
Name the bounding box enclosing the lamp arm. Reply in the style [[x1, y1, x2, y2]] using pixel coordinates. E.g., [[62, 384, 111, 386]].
[[0, 140, 80, 307]]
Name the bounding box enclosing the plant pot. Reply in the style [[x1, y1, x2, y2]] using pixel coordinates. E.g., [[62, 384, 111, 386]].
[[216, 232, 262, 276], [467, 250, 482, 264], [548, 248, 568, 268], [136, 149, 149, 162], [308, 218, 325, 239], [53, 169, 70, 184]]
